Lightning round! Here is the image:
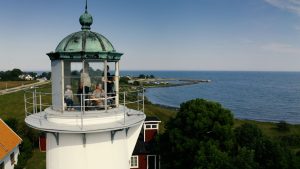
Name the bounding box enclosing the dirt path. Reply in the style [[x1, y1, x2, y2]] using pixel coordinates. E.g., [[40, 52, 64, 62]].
[[0, 80, 50, 95]]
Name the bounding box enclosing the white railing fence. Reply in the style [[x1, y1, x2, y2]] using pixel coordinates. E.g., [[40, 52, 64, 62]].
[[24, 88, 145, 117]]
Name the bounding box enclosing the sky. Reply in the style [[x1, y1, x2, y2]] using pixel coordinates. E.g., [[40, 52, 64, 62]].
[[1, 0, 300, 71]]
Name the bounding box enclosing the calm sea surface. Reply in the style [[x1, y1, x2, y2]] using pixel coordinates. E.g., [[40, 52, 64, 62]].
[[122, 71, 300, 124]]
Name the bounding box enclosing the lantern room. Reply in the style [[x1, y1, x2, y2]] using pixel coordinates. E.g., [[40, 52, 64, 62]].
[[47, 6, 123, 112]]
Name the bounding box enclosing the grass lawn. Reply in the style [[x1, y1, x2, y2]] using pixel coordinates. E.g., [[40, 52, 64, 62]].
[[0, 81, 37, 90], [234, 119, 300, 138], [26, 149, 46, 169], [0, 83, 51, 169]]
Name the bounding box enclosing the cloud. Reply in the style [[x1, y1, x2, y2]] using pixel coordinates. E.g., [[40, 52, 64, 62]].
[[265, 0, 300, 15], [261, 42, 300, 55]]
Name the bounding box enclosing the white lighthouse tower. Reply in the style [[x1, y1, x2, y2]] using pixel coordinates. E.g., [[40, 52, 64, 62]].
[[24, 2, 146, 169]]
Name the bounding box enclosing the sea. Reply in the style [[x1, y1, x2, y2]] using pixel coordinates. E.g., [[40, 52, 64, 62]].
[[121, 71, 300, 124]]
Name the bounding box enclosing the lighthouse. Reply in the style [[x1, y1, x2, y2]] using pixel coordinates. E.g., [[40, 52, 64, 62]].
[[24, 2, 146, 169]]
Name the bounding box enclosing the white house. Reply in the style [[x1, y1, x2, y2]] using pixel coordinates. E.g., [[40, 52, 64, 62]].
[[0, 119, 22, 169]]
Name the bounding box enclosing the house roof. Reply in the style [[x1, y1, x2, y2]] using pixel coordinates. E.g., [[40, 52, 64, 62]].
[[0, 119, 22, 160], [133, 136, 156, 155], [145, 116, 161, 123]]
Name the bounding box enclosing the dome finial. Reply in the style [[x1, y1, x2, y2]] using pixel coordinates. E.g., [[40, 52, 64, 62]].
[[85, 0, 88, 13], [79, 0, 93, 30]]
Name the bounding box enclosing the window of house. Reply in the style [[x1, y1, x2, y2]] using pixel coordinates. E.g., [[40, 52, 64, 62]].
[[0, 162, 4, 169], [10, 152, 15, 165], [130, 156, 138, 168], [145, 124, 158, 129]]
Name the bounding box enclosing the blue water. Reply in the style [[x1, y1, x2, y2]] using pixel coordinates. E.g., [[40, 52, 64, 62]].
[[122, 71, 300, 124]]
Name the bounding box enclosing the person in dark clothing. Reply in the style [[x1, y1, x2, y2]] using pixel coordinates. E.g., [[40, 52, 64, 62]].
[[103, 65, 115, 105], [103, 65, 114, 94]]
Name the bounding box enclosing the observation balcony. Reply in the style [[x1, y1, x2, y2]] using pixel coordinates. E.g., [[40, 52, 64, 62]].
[[24, 89, 146, 133]]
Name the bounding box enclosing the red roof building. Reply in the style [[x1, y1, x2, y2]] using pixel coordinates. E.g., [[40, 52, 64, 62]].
[[130, 116, 161, 169], [0, 119, 22, 169]]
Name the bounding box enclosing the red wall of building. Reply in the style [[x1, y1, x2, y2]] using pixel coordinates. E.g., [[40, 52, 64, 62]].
[[39, 136, 46, 152], [145, 129, 158, 142], [131, 155, 147, 169]]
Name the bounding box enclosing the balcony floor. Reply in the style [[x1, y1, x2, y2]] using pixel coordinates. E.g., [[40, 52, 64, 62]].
[[25, 105, 146, 133]]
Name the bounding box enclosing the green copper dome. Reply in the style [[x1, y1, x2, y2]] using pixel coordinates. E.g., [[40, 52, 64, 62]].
[[55, 31, 115, 53], [47, 4, 123, 61]]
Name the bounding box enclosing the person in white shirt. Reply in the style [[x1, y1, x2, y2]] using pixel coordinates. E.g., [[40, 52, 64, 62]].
[[64, 85, 74, 111]]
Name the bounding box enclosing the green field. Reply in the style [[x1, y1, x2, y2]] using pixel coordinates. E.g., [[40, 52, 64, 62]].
[[0, 82, 299, 168]]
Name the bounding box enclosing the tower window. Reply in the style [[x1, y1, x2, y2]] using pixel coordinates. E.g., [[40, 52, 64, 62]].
[[130, 156, 139, 168]]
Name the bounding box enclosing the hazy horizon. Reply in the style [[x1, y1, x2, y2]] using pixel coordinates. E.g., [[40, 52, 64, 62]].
[[4, 69, 300, 73]]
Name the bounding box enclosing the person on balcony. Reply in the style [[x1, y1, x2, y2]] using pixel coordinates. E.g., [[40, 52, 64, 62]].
[[90, 84, 105, 108], [102, 65, 115, 106], [79, 62, 91, 109], [107, 66, 114, 95], [81, 62, 91, 94], [64, 85, 74, 111]]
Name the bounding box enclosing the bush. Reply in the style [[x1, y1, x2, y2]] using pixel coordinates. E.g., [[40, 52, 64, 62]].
[[158, 99, 234, 169], [234, 123, 262, 149], [276, 121, 290, 132], [278, 135, 300, 147]]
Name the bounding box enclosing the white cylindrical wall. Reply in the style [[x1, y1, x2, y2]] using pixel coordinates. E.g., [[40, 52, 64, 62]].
[[46, 123, 143, 169]]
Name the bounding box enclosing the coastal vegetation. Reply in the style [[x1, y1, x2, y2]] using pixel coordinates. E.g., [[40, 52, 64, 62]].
[[0, 68, 50, 82], [0, 81, 299, 168], [158, 99, 300, 169]]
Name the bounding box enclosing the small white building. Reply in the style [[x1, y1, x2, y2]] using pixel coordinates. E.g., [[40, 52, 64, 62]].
[[18, 74, 34, 81], [0, 119, 22, 169]]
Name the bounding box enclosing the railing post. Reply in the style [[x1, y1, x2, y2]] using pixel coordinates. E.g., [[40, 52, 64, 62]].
[[81, 94, 83, 112], [123, 91, 126, 107], [39, 93, 42, 112], [35, 88, 38, 113], [137, 91, 140, 111], [143, 88, 145, 113], [32, 92, 35, 114], [81, 94, 84, 129], [24, 92, 27, 116], [104, 60, 108, 112], [83, 94, 85, 114], [123, 91, 126, 125], [81, 110, 83, 129], [115, 61, 120, 107]]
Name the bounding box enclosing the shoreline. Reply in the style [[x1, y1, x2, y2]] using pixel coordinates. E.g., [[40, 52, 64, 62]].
[[143, 79, 299, 125], [151, 101, 300, 125], [144, 78, 211, 89]]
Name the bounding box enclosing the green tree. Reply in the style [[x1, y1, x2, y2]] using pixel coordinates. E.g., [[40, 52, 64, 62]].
[[234, 123, 262, 149], [4, 117, 18, 132], [233, 147, 258, 169], [257, 137, 300, 169], [234, 123, 297, 169], [11, 69, 23, 80], [0, 68, 23, 81], [14, 138, 33, 169], [158, 99, 234, 169], [138, 74, 145, 78], [276, 120, 290, 132], [39, 71, 51, 80]]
